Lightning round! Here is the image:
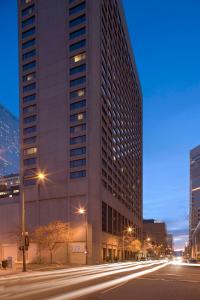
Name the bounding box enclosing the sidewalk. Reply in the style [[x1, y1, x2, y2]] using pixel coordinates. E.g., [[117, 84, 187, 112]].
[[0, 263, 78, 277]]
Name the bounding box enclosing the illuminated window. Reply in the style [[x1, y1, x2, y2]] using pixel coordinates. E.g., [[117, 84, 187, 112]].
[[70, 112, 86, 122], [23, 72, 35, 82], [24, 147, 37, 155], [70, 88, 85, 99], [71, 52, 86, 63]]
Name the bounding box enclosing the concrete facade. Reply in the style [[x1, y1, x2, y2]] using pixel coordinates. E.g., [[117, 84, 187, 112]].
[[18, 0, 142, 264], [189, 145, 200, 247]]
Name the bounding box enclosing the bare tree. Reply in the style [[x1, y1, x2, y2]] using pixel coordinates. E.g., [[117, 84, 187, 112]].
[[33, 220, 71, 264]]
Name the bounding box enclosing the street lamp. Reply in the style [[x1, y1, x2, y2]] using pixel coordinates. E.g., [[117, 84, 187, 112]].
[[21, 171, 47, 272], [122, 226, 133, 261], [78, 207, 88, 264]]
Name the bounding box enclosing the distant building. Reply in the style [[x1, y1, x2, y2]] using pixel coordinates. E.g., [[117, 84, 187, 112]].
[[189, 145, 200, 246], [143, 219, 167, 247], [167, 234, 174, 251], [0, 173, 20, 198], [0, 104, 19, 176], [18, 0, 143, 264]]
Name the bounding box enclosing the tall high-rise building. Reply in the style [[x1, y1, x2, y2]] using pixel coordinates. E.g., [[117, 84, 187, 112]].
[[0, 104, 19, 176], [18, 0, 142, 263], [189, 145, 200, 245]]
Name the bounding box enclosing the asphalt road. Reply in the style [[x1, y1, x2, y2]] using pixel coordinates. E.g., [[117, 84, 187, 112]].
[[0, 261, 200, 300]]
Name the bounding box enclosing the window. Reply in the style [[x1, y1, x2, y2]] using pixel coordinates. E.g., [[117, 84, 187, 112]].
[[70, 135, 86, 145], [23, 104, 36, 114], [24, 136, 36, 144], [70, 76, 86, 87], [21, 0, 32, 5], [24, 178, 36, 186], [22, 49, 36, 60], [70, 28, 86, 40], [24, 168, 36, 177], [23, 115, 37, 124], [23, 126, 36, 134], [70, 158, 86, 168], [22, 5, 35, 17], [70, 124, 86, 133], [70, 147, 86, 156], [108, 205, 113, 234], [70, 64, 86, 75], [102, 201, 107, 232], [23, 61, 36, 71], [71, 52, 86, 63], [69, 2, 86, 16], [70, 99, 86, 110], [70, 170, 86, 179], [22, 16, 35, 28], [23, 83, 36, 93], [70, 112, 86, 122], [23, 72, 35, 82], [22, 39, 35, 49], [70, 88, 85, 99], [24, 147, 37, 155], [24, 157, 37, 166], [69, 15, 85, 27], [23, 94, 36, 103], [70, 40, 86, 52], [22, 27, 35, 39]]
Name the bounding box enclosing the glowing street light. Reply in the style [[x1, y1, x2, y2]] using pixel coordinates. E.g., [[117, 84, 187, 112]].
[[37, 172, 46, 181], [77, 207, 88, 264]]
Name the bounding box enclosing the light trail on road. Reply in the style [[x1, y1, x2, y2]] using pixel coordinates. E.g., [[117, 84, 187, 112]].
[[0, 261, 168, 300]]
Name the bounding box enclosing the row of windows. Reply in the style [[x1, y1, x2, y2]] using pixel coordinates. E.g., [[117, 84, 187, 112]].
[[69, 14, 85, 27], [23, 82, 36, 93], [22, 4, 35, 18], [70, 112, 86, 122], [70, 39, 86, 52], [70, 63, 86, 75], [23, 49, 36, 60], [70, 147, 86, 156], [70, 158, 86, 168], [70, 76, 86, 87], [23, 72, 35, 82], [69, 2, 85, 16], [70, 170, 86, 179], [70, 135, 86, 145], [22, 38, 35, 49], [70, 27, 86, 40], [22, 27, 35, 39], [23, 61, 36, 71], [24, 114, 37, 124], [22, 16, 35, 28]]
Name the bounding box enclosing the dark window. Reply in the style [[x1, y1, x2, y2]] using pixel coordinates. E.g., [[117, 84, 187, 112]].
[[23, 83, 36, 93], [70, 147, 86, 156], [108, 205, 112, 234], [70, 135, 86, 145], [22, 16, 35, 28], [23, 136, 36, 144], [24, 157, 37, 166], [22, 49, 36, 60], [70, 123, 86, 133], [70, 40, 86, 52], [22, 4, 35, 17], [23, 126, 36, 134], [69, 14, 85, 27], [23, 115, 36, 125], [70, 64, 86, 75], [23, 104, 36, 114], [70, 99, 86, 110], [70, 76, 86, 87], [70, 170, 86, 179], [69, 27, 86, 40], [22, 39, 35, 49], [22, 27, 35, 39], [102, 202, 107, 232], [24, 178, 36, 186], [70, 88, 85, 99], [113, 210, 117, 235], [23, 94, 36, 103], [70, 158, 86, 168], [23, 61, 36, 71], [24, 168, 36, 177], [69, 2, 86, 16]]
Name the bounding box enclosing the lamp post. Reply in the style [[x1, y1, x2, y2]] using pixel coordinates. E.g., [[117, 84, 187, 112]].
[[78, 207, 88, 264], [122, 226, 133, 261], [21, 171, 47, 272]]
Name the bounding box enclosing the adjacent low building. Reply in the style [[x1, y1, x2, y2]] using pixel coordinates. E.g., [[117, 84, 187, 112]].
[[191, 222, 200, 259]]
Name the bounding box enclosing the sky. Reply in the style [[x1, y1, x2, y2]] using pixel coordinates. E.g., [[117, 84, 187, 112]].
[[0, 0, 200, 250]]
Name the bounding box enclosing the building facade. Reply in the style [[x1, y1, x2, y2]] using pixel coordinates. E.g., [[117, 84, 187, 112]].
[[0, 104, 19, 176], [189, 145, 200, 247], [143, 219, 167, 248], [0, 173, 20, 199], [18, 0, 142, 264]]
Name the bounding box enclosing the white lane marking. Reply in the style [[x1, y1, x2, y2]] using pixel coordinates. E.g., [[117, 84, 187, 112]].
[[101, 281, 129, 294], [49, 263, 168, 300]]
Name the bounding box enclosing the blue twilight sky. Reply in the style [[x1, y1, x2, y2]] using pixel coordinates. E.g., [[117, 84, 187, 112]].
[[0, 1, 200, 249]]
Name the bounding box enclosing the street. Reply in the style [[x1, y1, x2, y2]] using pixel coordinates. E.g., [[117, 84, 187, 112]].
[[0, 261, 200, 300]]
